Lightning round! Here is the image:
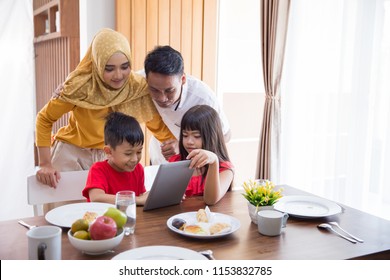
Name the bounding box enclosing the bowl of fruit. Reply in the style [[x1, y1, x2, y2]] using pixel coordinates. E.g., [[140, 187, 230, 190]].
[[68, 207, 127, 255]]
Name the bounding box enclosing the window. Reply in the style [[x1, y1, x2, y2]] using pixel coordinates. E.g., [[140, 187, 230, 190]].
[[217, 0, 264, 187]]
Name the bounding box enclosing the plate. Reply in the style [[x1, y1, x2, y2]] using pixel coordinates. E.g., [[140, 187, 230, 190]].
[[274, 195, 342, 218], [45, 202, 115, 227], [167, 212, 240, 239], [112, 246, 208, 260]]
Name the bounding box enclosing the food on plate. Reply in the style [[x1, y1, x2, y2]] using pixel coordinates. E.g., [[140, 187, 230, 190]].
[[103, 207, 127, 228], [196, 209, 208, 223], [172, 218, 186, 230], [209, 222, 231, 235], [170, 207, 233, 236], [89, 216, 117, 240], [83, 211, 98, 223], [71, 218, 89, 234], [183, 225, 206, 235]]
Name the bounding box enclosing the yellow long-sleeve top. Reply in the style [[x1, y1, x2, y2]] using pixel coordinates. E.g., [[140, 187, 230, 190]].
[[35, 98, 174, 149]]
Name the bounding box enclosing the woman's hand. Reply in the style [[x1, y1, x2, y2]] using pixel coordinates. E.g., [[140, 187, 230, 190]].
[[36, 164, 61, 188], [186, 149, 218, 169]]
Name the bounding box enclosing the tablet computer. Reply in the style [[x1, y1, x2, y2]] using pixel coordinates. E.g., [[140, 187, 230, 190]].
[[143, 160, 193, 211]]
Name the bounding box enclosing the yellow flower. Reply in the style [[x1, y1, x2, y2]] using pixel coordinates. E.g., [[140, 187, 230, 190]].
[[242, 179, 283, 207]]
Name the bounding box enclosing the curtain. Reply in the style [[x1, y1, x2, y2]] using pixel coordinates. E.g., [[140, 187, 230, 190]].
[[281, 0, 390, 221], [256, 0, 291, 181], [0, 0, 35, 220]]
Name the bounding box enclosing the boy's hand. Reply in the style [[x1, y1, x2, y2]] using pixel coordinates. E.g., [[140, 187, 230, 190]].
[[136, 191, 149, 205]]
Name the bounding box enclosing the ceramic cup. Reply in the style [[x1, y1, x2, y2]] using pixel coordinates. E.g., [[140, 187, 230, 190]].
[[27, 225, 62, 260], [257, 210, 288, 236]]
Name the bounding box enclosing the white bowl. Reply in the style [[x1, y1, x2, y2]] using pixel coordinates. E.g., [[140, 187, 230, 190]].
[[68, 228, 124, 255]]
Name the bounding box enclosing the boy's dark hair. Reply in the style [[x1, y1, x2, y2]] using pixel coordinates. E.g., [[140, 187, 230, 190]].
[[104, 112, 144, 149], [144, 45, 184, 76], [179, 105, 230, 178]]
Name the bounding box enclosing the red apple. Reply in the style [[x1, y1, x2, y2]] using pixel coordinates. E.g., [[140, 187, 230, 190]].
[[89, 216, 117, 240]]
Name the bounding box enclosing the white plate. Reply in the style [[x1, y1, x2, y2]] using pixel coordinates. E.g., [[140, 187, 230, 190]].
[[167, 212, 240, 239], [112, 246, 208, 260], [274, 195, 342, 218], [45, 202, 115, 227]]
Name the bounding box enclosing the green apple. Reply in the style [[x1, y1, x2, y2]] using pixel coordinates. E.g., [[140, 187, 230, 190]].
[[103, 207, 127, 228]]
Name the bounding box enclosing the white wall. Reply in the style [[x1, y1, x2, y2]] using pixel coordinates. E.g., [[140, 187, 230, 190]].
[[79, 0, 115, 55]]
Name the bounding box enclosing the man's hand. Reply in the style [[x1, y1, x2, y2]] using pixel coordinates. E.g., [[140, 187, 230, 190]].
[[36, 165, 61, 188], [51, 83, 64, 99], [160, 139, 179, 160]]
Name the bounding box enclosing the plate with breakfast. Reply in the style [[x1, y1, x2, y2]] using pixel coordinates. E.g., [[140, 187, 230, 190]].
[[45, 202, 114, 228], [166, 207, 240, 239]]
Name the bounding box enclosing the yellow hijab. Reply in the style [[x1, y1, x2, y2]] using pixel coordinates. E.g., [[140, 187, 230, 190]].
[[59, 28, 156, 123]]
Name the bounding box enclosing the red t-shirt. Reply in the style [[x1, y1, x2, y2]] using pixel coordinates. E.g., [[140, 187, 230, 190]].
[[82, 160, 146, 201], [169, 154, 234, 197]]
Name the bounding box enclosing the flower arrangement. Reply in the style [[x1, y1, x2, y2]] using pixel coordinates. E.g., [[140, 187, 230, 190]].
[[242, 179, 283, 207]]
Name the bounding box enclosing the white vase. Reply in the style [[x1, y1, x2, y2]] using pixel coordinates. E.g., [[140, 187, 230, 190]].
[[247, 202, 274, 224]]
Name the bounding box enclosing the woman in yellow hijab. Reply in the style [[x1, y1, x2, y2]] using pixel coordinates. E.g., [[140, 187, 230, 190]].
[[35, 28, 173, 188]]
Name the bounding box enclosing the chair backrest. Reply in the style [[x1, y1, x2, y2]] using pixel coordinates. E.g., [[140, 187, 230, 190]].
[[27, 170, 89, 216], [144, 165, 160, 191]]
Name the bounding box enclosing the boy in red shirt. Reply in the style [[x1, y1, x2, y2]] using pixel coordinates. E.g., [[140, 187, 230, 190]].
[[83, 112, 148, 205]]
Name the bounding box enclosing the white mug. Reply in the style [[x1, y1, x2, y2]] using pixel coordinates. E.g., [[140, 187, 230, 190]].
[[27, 226, 62, 260], [257, 210, 288, 236]]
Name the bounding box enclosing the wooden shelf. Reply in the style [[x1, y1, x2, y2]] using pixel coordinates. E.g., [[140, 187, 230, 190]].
[[33, 0, 59, 16], [33, 32, 61, 43], [33, 0, 79, 42]]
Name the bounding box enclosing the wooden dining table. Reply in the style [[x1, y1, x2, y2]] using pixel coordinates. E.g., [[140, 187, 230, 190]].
[[1, 185, 390, 260]]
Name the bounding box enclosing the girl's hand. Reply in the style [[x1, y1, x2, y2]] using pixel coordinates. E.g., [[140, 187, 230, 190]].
[[186, 149, 218, 169]]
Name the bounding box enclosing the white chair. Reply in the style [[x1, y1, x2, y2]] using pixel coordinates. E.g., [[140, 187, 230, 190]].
[[27, 170, 89, 216], [144, 165, 160, 191]]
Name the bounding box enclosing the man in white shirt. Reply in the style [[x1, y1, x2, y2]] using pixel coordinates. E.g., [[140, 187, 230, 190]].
[[142, 46, 231, 164]]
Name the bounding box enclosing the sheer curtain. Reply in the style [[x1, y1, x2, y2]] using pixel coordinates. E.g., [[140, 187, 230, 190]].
[[0, 0, 35, 221], [281, 0, 390, 221]]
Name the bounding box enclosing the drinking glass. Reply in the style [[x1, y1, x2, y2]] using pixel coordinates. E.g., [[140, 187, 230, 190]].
[[115, 191, 136, 235]]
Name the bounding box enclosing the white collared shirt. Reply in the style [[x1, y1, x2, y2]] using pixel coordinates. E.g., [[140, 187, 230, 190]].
[[153, 75, 230, 138]]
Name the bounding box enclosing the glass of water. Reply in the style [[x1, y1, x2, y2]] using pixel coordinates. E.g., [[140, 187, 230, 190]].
[[115, 191, 136, 235]]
